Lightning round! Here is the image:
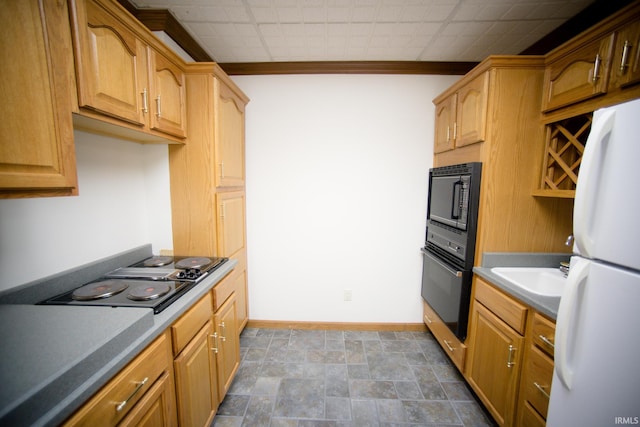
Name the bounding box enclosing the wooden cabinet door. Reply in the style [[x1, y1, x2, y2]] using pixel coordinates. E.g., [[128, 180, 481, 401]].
[[174, 321, 218, 427], [216, 191, 246, 260], [119, 371, 178, 427], [214, 78, 246, 188], [148, 49, 187, 139], [232, 267, 248, 333], [455, 72, 488, 148], [0, 0, 78, 197], [433, 95, 456, 153], [467, 302, 524, 426], [610, 21, 640, 89], [542, 33, 615, 112], [214, 294, 240, 399], [71, 0, 148, 126]]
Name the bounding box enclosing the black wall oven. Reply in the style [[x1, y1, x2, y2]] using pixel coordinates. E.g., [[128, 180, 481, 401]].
[[421, 162, 481, 341]]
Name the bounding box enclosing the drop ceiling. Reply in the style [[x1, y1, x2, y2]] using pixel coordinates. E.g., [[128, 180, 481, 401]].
[[127, 0, 605, 64]]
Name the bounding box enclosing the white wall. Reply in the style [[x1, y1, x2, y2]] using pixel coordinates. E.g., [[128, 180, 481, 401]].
[[0, 130, 174, 291], [232, 74, 459, 324]]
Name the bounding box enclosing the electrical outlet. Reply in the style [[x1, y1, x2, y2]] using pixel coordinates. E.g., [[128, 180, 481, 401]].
[[344, 289, 352, 301]]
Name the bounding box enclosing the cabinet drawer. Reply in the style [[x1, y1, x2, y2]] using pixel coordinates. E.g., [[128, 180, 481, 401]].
[[212, 270, 236, 311], [523, 345, 554, 419], [171, 293, 213, 356], [532, 312, 556, 358], [423, 300, 466, 372], [475, 278, 528, 334], [64, 332, 171, 426], [519, 401, 546, 427]]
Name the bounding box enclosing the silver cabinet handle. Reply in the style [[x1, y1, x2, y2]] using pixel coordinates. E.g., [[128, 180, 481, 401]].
[[507, 345, 517, 368], [446, 126, 450, 142], [539, 334, 555, 349], [219, 321, 227, 342], [210, 332, 219, 353], [592, 54, 602, 83], [116, 377, 148, 412], [424, 313, 433, 324], [443, 340, 455, 352], [155, 94, 161, 118], [534, 381, 551, 399], [141, 89, 148, 113], [620, 40, 631, 73], [453, 122, 457, 140]]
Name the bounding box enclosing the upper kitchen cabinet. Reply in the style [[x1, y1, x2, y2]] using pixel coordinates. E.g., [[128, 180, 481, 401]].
[[541, 1, 640, 118], [169, 64, 249, 257], [609, 20, 640, 90], [542, 34, 615, 112], [214, 77, 248, 188], [0, 0, 78, 198], [68, 0, 187, 143], [433, 72, 488, 153], [536, 2, 640, 198], [433, 56, 574, 255]]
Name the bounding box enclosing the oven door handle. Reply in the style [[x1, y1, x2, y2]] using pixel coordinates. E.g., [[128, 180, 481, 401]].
[[421, 248, 463, 278]]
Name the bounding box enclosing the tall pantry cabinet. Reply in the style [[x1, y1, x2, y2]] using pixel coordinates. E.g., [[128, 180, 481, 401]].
[[169, 63, 250, 334]]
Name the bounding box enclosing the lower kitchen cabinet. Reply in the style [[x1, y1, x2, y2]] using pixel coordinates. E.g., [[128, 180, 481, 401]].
[[118, 371, 176, 427], [465, 277, 527, 427], [174, 320, 219, 427], [63, 331, 177, 427], [172, 293, 218, 427], [517, 312, 556, 426], [213, 291, 240, 398], [171, 273, 240, 427]]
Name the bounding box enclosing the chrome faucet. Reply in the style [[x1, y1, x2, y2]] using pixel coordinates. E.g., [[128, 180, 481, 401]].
[[560, 234, 574, 277], [560, 261, 570, 277]]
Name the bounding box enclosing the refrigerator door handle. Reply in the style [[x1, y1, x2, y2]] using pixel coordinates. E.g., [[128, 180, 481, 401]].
[[555, 257, 590, 390], [573, 109, 615, 257]]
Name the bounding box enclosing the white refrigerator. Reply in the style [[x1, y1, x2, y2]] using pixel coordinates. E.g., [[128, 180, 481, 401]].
[[547, 98, 640, 427]]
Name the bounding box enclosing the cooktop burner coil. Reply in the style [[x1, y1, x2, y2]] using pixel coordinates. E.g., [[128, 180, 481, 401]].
[[174, 257, 212, 270], [127, 283, 171, 301], [72, 280, 129, 301], [142, 256, 174, 267]]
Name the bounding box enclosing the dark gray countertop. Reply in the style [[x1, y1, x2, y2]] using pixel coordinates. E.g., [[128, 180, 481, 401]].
[[473, 252, 571, 320], [0, 246, 237, 426]]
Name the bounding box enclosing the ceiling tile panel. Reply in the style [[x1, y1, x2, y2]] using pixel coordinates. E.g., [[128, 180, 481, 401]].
[[131, 0, 605, 63]]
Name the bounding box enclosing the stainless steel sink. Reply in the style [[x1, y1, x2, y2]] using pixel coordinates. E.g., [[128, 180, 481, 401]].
[[490, 267, 566, 297]]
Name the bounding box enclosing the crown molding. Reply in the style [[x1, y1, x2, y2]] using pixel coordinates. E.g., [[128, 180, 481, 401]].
[[117, 0, 634, 75], [217, 61, 479, 76], [116, 1, 213, 62]]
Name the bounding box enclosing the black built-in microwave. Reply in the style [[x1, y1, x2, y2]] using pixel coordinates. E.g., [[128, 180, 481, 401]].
[[425, 162, 482, 270]]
